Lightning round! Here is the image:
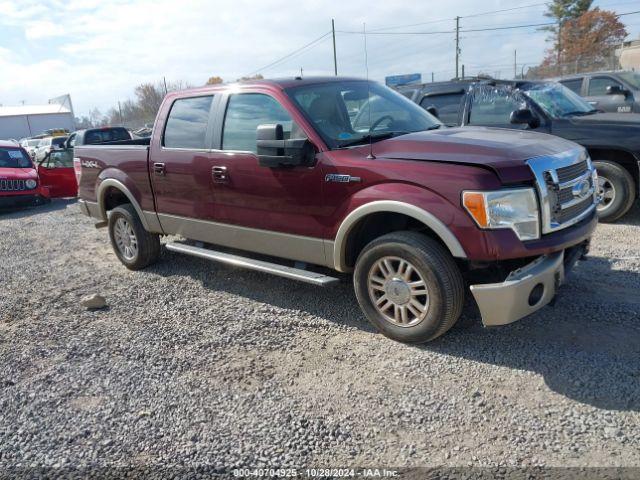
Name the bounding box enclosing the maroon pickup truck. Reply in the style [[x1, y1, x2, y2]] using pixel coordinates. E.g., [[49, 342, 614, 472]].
[[76, 77, 598, 343]]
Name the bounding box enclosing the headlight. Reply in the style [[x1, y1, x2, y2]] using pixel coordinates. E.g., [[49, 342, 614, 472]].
[[462, 188, 540, 241], [25, 179, 37, 190]]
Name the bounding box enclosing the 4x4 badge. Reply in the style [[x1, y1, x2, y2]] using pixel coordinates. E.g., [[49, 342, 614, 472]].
[[325, 174, 361, 183]]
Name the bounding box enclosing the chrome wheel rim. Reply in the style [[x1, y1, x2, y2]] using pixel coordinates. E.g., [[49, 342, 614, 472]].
[[597, 176, 616, 212], [367, 256, 429, 328], [114, 217, 138, 261]]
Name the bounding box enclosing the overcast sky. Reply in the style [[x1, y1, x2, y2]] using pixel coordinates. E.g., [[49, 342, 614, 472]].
[[1, 0, 638, 117]]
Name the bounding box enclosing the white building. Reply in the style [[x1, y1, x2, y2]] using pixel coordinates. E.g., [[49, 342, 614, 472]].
[[0, 94, 75, 140]]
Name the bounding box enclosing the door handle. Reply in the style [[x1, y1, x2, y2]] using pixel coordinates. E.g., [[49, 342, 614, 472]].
[[212, 166, 228, 183], [153, 162, 165, 175]]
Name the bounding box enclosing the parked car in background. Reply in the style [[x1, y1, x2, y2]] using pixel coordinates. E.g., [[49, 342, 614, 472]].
[[403, 78, 640, 222], [35, 148, 78, 198], [76, 77, 597, 343], [19, 138, 41, 159], [34, 136, 68, 163], [65, 127, 132, 151], [555, 71, 640, 114], [0, 141, 50, 208]]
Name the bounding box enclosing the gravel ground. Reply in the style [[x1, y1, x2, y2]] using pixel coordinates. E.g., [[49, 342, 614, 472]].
[[1, 199, 639, 476]]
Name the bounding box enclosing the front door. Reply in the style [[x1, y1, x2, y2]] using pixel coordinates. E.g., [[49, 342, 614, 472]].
[[205, 91, 326, 262], [37, 150, 78, 197], [585, 76, 633, 113]]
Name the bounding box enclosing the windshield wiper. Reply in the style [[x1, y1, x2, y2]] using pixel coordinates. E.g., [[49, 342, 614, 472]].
[[338, 131, 410, 148]]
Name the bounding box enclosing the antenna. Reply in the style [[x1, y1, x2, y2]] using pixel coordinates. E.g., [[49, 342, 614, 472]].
[[363, 22, 375, 160]]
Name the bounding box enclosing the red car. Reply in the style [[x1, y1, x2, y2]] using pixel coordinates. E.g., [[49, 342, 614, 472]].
[[0, 141, 50, 208], [35, 148, 79, 198]]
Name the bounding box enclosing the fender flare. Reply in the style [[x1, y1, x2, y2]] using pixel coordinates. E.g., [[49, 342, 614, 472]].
[[332, 200, 467, 272], [96, 178, 151, 230]]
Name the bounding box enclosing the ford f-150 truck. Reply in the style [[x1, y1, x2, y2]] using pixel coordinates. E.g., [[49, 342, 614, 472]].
[[76, 77, 598, 343]]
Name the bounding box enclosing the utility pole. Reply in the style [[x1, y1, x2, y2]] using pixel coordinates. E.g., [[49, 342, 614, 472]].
[[118, 101, 123, 125], [557, 21, 562, 73], [461, 64, 465, 78], [331, 19, 338, 76], [514, 50, 517, 79], [455, 16, 460, 79], [163, 77, 168, 95], [431, 72, 434, 82]]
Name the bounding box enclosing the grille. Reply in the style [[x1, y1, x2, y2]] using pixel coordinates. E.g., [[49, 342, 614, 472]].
[[527, 148, 596, 235], [557, 197, 593, 224], [556, 160, 588, 183], [0, 179, 27, 191]]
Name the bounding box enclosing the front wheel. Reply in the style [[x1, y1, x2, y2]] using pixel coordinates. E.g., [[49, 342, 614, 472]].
[[108, 203, 160, 270], [353, 231, 465, 343], [593, 160, 636, 223]]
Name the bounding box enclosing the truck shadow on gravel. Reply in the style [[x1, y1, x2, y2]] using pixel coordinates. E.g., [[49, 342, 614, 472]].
[[0, 198, 77, 220], [152, 250, 640, 412]]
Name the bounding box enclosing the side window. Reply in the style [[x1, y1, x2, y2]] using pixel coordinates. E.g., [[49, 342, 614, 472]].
[[468, 88, 526, 126], [222, 94, 303, 153], [588, 77, 621, 96], [420, 93, 464, 124], [163, 95, 214, 149], [560, 79, 583, 95]]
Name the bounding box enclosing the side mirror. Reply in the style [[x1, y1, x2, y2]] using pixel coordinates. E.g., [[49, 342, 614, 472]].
[[256, 124, 315, 168], [425, 105, 439, 119], [606, 85, 627, 96], [510, 108, 539, 128]]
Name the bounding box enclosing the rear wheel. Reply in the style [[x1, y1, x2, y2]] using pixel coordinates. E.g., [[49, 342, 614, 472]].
[[593, 160, 636, 223], [108, 204, 160, 270], [353, 231, 465, 343]]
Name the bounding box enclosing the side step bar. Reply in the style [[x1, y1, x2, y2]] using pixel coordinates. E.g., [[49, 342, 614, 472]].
[[165, 242, 340, 287]]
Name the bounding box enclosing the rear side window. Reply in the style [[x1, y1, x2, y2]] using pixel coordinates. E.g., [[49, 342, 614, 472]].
[[52, 137, 67, 147], [222, 94, 299, 153], [164, 96, 214, 149], [560, 79, 582, 94], [420, 93, 464, 124]]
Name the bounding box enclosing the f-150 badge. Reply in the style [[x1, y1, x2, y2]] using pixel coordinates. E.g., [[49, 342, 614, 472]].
[[325, 174, 361, 183]]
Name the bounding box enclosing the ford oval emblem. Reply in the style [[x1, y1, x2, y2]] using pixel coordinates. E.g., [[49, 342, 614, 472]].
[[572, 180, 591, 199]]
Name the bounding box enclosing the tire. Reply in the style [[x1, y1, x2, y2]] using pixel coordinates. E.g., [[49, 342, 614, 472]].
[[108, 203, 160, 270], [353, 231, 465, 343], [593, 160, 636, 223]]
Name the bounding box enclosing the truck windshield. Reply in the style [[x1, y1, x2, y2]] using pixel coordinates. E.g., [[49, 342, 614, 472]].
[[522, 83, 596, 118], [286, 80, 441, 149], [0, 148, 33, 168]]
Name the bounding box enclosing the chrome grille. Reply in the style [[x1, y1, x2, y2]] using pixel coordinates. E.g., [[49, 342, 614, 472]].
[[557, 160, 588, 183], [0, 179, 27, 191], [527, 148, 597, 235]]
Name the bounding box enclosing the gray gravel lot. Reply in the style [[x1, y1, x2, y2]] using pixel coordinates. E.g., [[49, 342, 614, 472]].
[[1, 199, 639, 475]]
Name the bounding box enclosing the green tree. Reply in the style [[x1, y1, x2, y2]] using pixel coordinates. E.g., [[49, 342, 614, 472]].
[[544, 0, 593, 23]]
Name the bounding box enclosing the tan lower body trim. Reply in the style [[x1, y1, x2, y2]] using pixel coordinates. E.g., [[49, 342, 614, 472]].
[[157, 213, 331, 268]]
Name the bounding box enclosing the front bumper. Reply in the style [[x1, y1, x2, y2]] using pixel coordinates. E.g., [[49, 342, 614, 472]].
[[470, 242, 587, 327], [0, 194, 48, 209]]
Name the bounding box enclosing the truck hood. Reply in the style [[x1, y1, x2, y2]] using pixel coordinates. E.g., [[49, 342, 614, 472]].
[[372, 126, 579, 184], [0, 167, 37, 179]]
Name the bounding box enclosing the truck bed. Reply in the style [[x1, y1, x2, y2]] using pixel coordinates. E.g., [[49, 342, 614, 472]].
[[75, 143, 155, 213]]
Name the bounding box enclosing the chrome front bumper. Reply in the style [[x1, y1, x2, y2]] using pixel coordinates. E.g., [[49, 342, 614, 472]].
[[470, 252, 565, 327]]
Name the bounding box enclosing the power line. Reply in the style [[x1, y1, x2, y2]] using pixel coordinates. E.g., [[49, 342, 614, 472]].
[[245, 31, 331, 76]]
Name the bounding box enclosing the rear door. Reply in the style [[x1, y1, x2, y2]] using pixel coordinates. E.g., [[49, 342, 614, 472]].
[[37, 149, 78, 197], [584, 76, 633, 113], [149, 94, 218, 220], [418, 91, 465, 126]]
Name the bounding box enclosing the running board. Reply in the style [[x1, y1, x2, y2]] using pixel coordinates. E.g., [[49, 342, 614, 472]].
[[165, 242, 339, 286]]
